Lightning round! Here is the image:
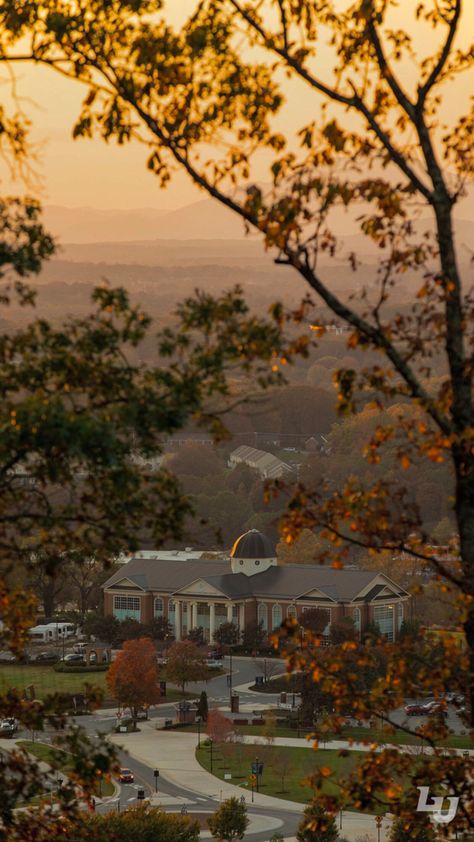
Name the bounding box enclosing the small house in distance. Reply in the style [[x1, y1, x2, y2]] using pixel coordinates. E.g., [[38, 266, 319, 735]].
[[228, 445, 294, 480], [103, 528, 410, 644]]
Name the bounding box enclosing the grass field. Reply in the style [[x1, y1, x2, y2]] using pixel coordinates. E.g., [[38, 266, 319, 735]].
[[17, 740, 115, 797], [173, 720, 473, 750], [0, 664, 193, 706], [196, 742, 389, 809]]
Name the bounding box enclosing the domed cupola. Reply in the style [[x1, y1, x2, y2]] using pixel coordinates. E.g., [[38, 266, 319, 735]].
[[230, 529, 277, 576]]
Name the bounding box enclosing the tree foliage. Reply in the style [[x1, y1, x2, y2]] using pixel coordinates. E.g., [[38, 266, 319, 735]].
[[106, 637, 161, 719], [296, 801, 339, 842], [0, 0, 473, 833], [207, 797, 249, 842], [206, 709, 234, 745], [213, 621, 240, 648], [165, 639, 208, 694], [65, 805, 200, 842]]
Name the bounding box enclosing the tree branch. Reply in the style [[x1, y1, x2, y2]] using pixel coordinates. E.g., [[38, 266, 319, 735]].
[[417, 0, 462, 106]]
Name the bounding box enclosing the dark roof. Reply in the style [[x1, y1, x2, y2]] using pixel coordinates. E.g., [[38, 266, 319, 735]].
[[103, 556, 407, 603], [247, 565, 379, 602], [230, 529, 276, 560], [103, 557, 231, 593]]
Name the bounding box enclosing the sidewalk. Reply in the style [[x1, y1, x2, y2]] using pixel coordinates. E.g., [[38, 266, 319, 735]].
[[237, 734, 474, 757], [110, 722, 392, 841]]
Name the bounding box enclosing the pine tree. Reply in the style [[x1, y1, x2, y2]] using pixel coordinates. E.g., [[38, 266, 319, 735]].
[[296, 802, 339, 842]]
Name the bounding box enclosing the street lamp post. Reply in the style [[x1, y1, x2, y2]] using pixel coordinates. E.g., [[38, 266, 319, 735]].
[[153, 769, 159, 794], [228, 646, 233, 708]]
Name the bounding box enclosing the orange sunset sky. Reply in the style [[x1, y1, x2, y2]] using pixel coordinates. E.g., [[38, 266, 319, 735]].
[[2, 0, 473, 211]]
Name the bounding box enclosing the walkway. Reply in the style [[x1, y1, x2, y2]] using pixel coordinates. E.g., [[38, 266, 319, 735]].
[[110, 722, 393, 841]]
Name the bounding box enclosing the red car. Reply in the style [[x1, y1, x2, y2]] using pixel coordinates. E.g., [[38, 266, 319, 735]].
[[404, 704, 426, 716], [118, 768, 134, 783]]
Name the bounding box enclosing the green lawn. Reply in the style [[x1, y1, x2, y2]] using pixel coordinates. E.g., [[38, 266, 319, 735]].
[[0, 664, 109, 700], [196, 742, 386, 809], [172, 720, 473, 750], [0, 664, 193, 706], [17, 740, 115, 797]]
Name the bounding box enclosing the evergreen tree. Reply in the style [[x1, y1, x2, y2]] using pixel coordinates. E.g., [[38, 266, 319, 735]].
[[197, 690, 209, 722], [389, 817, 438, 842], [296, 802, 339, 842], [207, 797, 249, 842]]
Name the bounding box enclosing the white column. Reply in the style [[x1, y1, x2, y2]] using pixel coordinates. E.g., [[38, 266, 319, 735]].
[[209, 603, 216, 641], [239, 603, 245, 630], [227, 602, 233, 623], [191, 602, 198, 629], [175, 600, 181, 641]]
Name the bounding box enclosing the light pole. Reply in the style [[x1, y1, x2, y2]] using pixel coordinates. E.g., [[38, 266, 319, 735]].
[[210, 738, 214, 774], [228, 646, 233, 708], [153, 768, 159, 794]]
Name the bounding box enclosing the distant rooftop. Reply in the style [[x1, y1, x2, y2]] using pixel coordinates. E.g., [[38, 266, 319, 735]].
[[229, 445, 294, 479]]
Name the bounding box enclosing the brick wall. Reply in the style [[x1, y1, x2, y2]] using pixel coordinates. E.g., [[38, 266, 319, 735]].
[[104, 591, 114, 617]]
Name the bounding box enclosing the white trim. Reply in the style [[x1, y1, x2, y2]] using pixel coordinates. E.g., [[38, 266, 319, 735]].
[[354, 573, 410, 601], [172, 578, 228, 598], [106, 577, 146, 592], [294, 587, 337, 602]]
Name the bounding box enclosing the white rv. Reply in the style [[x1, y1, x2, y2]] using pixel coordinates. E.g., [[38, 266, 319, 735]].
[[28, 622, 75, 642]]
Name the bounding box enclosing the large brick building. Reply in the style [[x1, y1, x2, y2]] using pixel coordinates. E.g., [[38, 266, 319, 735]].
[[103, 529, 410, 642]]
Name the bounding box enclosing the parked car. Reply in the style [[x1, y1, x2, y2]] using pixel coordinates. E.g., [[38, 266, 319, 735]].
[[0, 718, 18, 736], [118, 768, 134, 783], [422, 701, 447, 717], [60, 653, 85, 663], [0, 651, 16, 663], [404, 704, 426, 716], [32, 651, 59, 663]]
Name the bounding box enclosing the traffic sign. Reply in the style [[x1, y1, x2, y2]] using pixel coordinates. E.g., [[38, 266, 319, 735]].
[[248, 774, 257, 787]]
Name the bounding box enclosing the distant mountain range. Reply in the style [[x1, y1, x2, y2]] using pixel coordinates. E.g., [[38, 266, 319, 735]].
[[44, 200, 248, 243], [44, 196, 473, 261]]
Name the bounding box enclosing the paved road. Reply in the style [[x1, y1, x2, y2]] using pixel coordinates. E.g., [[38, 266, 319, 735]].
[[98, 748, 300, 841]]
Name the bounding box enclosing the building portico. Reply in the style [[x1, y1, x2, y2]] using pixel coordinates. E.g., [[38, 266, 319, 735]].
[[103, 529, 410, 643]]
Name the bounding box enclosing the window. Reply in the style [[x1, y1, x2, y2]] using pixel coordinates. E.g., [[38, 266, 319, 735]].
[[374, 605, 394, 642], [257, 603, 268, 632], [353, 607, 361, 637], [272, 604, 282, 630], [255, 560, 260, 566], [301, 606, 331, 636], [168, 599, 175, 618], [398, 603, 404, 632], [154, 597, 163, 619], [287, 604, 297, 620], [113, 595, 140, 622]]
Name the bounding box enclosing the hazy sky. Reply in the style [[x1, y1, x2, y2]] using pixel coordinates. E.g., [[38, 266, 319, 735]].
[[2, 1, 473, 210]]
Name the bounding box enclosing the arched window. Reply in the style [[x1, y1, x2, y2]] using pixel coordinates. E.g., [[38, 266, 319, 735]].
[[257, 603, 268, 632], [272, 604, 282, 630], [154, 597, 163, 619], [287, 604, 297, 620], [398, 603, 404, 632], [353, 607, 361, 637]]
